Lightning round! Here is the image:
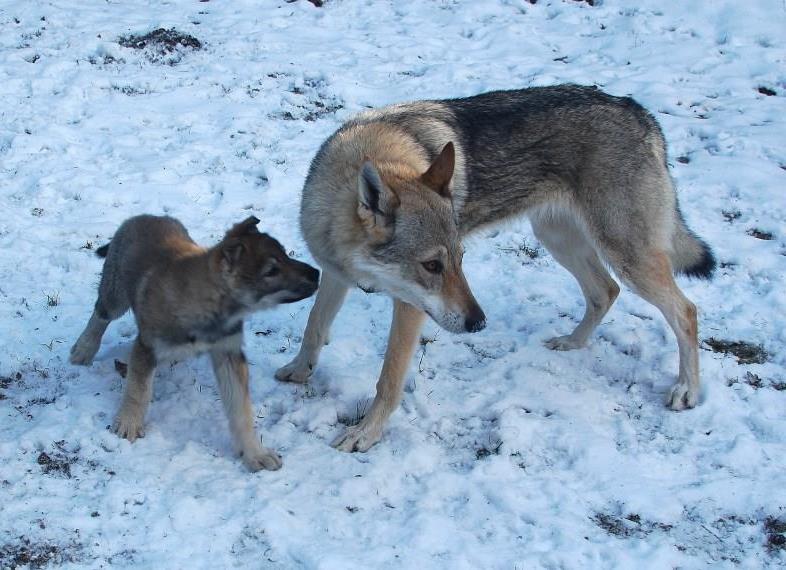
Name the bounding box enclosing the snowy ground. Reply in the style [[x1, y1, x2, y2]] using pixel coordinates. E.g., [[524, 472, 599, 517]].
[[1, 0, 785, 568]]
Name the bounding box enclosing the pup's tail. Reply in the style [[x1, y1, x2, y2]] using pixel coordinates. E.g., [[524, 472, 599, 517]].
[[670, 210, 715, 279], [95, 243, 110, 258]]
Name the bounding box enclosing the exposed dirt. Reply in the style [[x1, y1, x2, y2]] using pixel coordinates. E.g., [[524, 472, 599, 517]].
[[705, 338, 769, 364]]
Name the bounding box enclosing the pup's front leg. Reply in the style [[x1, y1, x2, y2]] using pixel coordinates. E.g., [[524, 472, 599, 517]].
[[113, 338, 155, 442], [332, 300, 425, 452], [211, 349, 282, 472]]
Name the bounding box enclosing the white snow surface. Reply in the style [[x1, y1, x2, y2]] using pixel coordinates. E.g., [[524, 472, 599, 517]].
[[1, 0, 785, 568]]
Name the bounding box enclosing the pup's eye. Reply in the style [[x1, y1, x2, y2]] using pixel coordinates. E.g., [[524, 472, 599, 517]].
[[421, 260, 443, 274], [263, 265, 280, 278]]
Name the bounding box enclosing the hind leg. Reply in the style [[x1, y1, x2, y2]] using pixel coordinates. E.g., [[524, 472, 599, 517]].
[[616, 251, 700, 410], [532, 214, 620, 350], [70, 262, 131, 365], [70, 308, 109, 365], [70, 301, 120, 365]]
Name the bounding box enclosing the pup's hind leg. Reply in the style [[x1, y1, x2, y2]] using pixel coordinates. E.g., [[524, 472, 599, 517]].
[[532, 214, 620, 350], [211, 349, 282, 472], [113, 338, 156, 441], [70, 305, 111, 365], [616, 251, 700, 410], [275, 269, 349, 383], [71, 260, 131, 365]]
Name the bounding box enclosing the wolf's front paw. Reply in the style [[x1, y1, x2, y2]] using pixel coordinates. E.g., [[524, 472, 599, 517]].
[[69, 341, 99, 366], [543, 335, 586, 351], [112, 413, 145, 442], [666, 382, 698, 411], [331, 422, 382, 453], [242, 447, 283, 472], [274, 359, 312, 384]]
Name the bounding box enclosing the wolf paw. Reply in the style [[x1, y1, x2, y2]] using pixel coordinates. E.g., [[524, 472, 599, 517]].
[[69, 341, 99, 366], [666, 382, 698, 411], [331, 423, 382, 453], [274, 359, 312, 384], [242, 447, 283, 472], [112, 413, 145, 442], [543, 335, 586, 351]]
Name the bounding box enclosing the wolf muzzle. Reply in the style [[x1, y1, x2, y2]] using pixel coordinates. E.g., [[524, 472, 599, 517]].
[[464, 306, 486, 333]]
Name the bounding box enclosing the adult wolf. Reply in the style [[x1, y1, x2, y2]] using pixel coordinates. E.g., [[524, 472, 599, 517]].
[[276, 85, 715, 452]]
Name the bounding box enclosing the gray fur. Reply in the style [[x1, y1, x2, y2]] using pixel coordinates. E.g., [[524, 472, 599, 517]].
[[281, 85, 715, 452]]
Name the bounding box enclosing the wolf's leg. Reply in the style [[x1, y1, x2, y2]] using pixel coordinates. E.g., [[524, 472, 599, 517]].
[[113, 337, 156, 442], [211, 349, 282, 472], [275, 269, 349, 383], [532, 214, 620, 350], [617, 251, 700, 410], [70, 305, 111, 365], [332, 300, 425, 452]]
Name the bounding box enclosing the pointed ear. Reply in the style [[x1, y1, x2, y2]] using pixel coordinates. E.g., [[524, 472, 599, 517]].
[[221, 239, 245, 267], [226, 216, 260, 239], [357, 161, 399, 240], [420, 142, 455, 199]]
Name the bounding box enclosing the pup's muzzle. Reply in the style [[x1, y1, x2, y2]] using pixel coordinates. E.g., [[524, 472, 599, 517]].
[[283, 263, 320, 304]]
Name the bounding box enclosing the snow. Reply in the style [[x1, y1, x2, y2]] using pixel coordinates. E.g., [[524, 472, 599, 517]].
[[1, 0, 785, 567]]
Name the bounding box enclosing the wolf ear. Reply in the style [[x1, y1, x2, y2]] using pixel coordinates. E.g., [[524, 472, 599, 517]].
[[357, 161, 398, 240], [226, 216, 260, 239], [221, 239, 246, 267], [420, 142, 454, 199]]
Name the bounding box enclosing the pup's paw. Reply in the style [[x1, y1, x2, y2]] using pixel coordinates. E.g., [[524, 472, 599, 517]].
[[112, 413, 145, 442], [274, 359, 312, 384], [666, 382, 699, 411], [331, 423, 382, 453], [543, 335, 586, 351], [242, 447, 283, 472], [69, 341, 98, 366]]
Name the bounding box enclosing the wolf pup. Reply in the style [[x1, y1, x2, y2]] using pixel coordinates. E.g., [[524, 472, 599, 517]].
[[276, 85, 715, 452], [71, 215, 319, 471]]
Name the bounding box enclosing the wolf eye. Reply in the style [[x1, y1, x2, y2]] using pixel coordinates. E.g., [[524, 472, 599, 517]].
[[263, 265, 280, 278], [421, 260, 443, 274]]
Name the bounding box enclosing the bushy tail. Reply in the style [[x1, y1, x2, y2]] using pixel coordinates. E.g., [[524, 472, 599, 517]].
[[671, 212, 715, 279], [95, 243, 110, 258]]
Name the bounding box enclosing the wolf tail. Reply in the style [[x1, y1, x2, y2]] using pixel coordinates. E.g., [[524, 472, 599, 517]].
[[95, 243, 110, 258], [670, 210, 715, 279]]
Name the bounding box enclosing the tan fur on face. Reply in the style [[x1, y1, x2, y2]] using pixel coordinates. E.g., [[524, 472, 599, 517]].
[[441, 265, 476, 315]]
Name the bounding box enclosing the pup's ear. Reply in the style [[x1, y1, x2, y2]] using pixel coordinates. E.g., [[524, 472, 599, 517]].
[[221, 239, 246, 267], [357, 161, 399, 241], [226, 216, 260, 239], [420, 142, 454, 199]]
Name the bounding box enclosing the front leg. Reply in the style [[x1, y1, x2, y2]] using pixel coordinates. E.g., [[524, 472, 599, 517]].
[[211, 349, 282, 472], [113, 337, 156, 442], [275, 269, 349, 383], [332, 300, 425, 452]]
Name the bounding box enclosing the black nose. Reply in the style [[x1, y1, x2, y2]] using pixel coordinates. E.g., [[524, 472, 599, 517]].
[[464, 307, 486, 333], [305, 265, 320, 284]]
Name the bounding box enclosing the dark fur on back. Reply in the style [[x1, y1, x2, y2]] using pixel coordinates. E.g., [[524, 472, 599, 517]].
[[374, 85, 713, 279], [442, 86, 665, 231]]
